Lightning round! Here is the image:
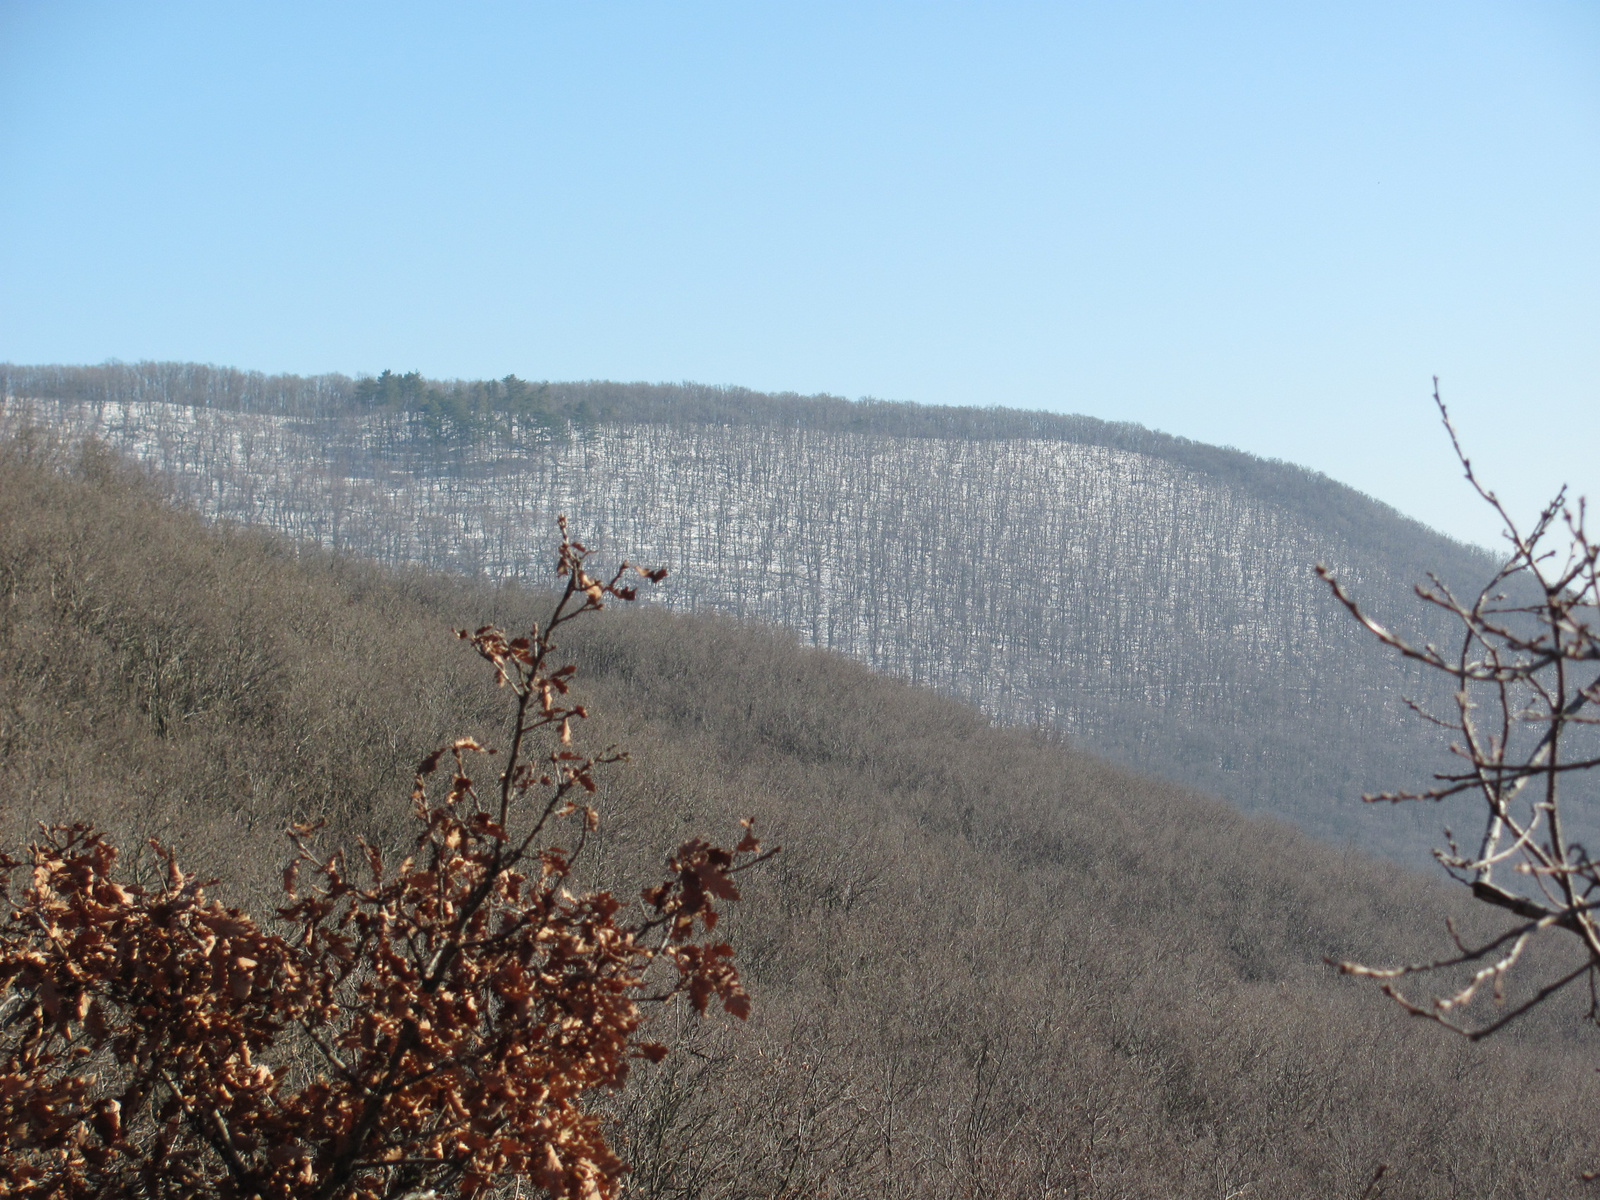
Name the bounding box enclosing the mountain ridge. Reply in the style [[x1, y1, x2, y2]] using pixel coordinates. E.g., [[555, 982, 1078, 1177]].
[[1, 360, 1494, 559], [0, 361, 1521, 865]]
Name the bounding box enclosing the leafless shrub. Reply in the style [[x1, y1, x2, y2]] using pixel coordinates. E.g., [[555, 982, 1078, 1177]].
[[1322, 381, 1600, 1041]]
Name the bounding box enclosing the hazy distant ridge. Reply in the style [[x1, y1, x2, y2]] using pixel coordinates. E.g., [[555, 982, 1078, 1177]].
[[1, 359, 1486, 560], [1, 369, 1507, 862]]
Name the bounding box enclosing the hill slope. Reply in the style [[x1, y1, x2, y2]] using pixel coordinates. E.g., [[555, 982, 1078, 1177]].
[[1, 362, 1516, 864], [3, 432, 1598, 1198]]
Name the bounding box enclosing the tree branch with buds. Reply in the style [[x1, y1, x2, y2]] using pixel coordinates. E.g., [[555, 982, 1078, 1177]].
[[1321, 382, 1600, 1040]]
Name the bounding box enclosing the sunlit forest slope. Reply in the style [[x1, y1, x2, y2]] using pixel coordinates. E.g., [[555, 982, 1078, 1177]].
[[4, 431, 1600, 1197], [0, 361, 1511, 863]]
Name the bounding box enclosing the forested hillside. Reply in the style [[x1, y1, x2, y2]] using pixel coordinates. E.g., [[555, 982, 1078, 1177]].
[[0, 361, 1520, 864], [3, 431, 1599, 1197]]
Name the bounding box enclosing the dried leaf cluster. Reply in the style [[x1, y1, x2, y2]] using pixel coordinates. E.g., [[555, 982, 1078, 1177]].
[[0, 520, 770, 1199]]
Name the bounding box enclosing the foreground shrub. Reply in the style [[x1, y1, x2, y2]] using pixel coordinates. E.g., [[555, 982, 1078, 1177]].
[[0, 522, 769, 1200]]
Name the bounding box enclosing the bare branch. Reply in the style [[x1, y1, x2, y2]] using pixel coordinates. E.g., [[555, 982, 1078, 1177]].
[[1325, 382, 1600, 1070]]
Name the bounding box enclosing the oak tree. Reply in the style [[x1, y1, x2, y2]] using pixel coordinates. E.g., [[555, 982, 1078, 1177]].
[[0, 520, 771, 1199]]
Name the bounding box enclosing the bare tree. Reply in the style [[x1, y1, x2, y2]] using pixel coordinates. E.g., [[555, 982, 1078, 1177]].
[[1321, 381, 1600, 1038]]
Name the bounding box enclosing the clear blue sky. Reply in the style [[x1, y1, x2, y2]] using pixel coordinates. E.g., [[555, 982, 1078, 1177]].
[[2, 1, 1595, 549]]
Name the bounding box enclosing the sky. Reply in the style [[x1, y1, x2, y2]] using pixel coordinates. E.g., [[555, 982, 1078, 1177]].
[[1, 1, 1596, 550]]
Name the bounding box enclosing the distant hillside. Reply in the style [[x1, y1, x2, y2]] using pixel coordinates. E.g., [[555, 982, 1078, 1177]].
[[4, 431, 1599, 1197], [0, 360, 1524, 864]]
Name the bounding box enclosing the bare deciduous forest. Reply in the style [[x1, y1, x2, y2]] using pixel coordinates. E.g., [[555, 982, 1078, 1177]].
[[1, 360, 1549, 866], [5, 429, 1600, 1196]]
